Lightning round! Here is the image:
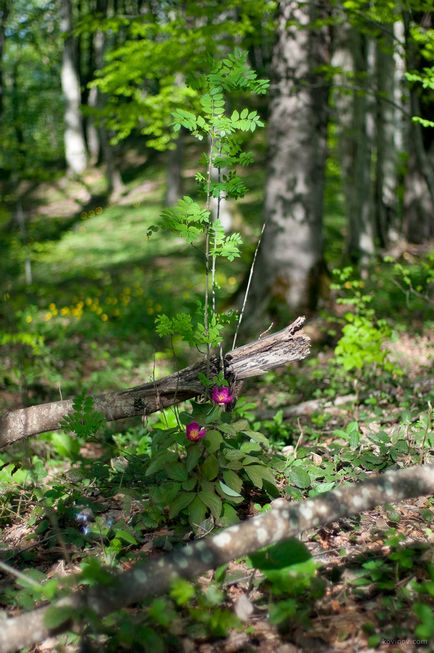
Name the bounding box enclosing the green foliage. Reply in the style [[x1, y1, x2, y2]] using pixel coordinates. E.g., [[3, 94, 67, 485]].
[[144, 405, 280, 529], [60, 392, 105, 439], [90, 3, 274, 148], [155, 49, 267, 351], [332, 268, 399, 376]]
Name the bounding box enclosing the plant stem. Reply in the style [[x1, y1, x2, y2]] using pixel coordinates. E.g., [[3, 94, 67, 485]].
[[204, 133, 214, 370], [212, 141, 224, 367], [232, 217, 267, 350]]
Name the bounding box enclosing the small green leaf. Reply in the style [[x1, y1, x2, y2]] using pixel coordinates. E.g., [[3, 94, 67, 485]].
[[219, 480, 242, 498], [288, 467, 311, 489], [170, 578, 195, 606], [114, 529, 137, 546], [44, 605, 77, 629]]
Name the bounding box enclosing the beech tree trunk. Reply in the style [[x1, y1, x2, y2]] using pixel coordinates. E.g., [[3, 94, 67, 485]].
[[374, 26, 401, 248], [0, 0, 9, 119], [347, 30, 375, 265], [60, 0, 88, 175], [246, 0, 332, 324], [402, 11, 434, 243]]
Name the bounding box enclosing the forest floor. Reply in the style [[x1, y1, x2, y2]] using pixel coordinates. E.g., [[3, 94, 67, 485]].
[[0, 165, 433, 653]]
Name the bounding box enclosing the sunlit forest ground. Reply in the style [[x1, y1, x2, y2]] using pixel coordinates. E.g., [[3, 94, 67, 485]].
[[1, 145, 433, 651]]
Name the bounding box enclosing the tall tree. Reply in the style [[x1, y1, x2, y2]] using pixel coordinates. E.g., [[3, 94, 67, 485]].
[[0, 0, 9, 119], [246, 0, 333, 322], [60, 0, 87, 174], [402, 9, 434, 243], [347, 29, 376, 264]]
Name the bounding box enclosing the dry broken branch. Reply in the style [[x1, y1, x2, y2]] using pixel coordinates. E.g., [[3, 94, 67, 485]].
[[0, 464, 433, 653], [0, 317, 310, 449]]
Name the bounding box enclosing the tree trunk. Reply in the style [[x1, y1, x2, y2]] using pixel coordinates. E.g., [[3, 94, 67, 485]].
[[246, 0, 332, 325], [60, 0, 88, 175], [402, 11, 434, 243], [374, 27, 401, 248], [0, 0, 9, 118], [347, 30, 375, 266], [93, 0, 124, 195]]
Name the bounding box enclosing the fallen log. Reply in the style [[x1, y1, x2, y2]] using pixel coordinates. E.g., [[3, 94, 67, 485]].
[[0, 463, 433, 653], [0, 317, 310, 449]]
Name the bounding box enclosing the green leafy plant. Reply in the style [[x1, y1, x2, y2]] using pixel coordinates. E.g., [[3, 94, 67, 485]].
[[142, 51, 275, 529], [332, 267, 400, 377], [60, 392, 105, 439]]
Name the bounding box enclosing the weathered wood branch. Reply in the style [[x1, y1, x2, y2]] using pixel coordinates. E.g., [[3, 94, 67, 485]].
[[1, 464, 433, 653], [0, 317, 310, 449]]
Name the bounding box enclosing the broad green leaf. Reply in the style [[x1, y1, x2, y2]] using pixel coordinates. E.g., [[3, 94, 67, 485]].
[[188, 495, 207, 526], [222, 470, 243, 493], [204, 430, 223, 453], [287, 467, 311, 489], [182, 478, 197, 491], [202, 454, 219, 480], [269, 599, 297, 625], [245, 465, 275, 489], [44, 605, 77, 629], [146, 452, 177, 476], [168, 492, 195, 519], [198, 488, 222, 519], [166, 461, 188, 482], [220, 503, 240, 527], [219, 423, 237, 435], [114, 530, 137, 546], [243, 430, 270, 446], [219, 480, 242, 498], [186, 446, 202, 472], [249, 539, 311, 571]]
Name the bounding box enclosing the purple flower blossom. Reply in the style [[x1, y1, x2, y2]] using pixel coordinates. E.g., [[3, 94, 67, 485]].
[[186, 421, 207, 442], [211, 386, 233, 406]]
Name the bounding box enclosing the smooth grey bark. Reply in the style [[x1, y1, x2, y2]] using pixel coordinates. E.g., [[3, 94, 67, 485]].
[[247, 0, 332, 322], [402, 12, 434, 243], [1, 464, 433, 653], [0, 0, 9, 118], [60, 0, 88, 175], [0, 318, 309, 448], [347, 30, 375, 265], [374, 28, 401, 248], [93, 0, 124, 196], [164, 74, 186, 206]]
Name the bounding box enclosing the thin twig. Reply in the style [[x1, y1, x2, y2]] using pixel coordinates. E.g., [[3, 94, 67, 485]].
[[232, 218, 268, 350], [0, 560, 42, 588]]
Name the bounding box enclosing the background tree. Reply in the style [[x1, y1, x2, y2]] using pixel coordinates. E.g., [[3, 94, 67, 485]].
[[245, 0, 333, 323], [60, 0, 88, 174]]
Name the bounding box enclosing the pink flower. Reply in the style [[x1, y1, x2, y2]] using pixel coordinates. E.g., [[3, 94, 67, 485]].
[[211, 386, 233, 406], [186, 421, 207, 442]]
